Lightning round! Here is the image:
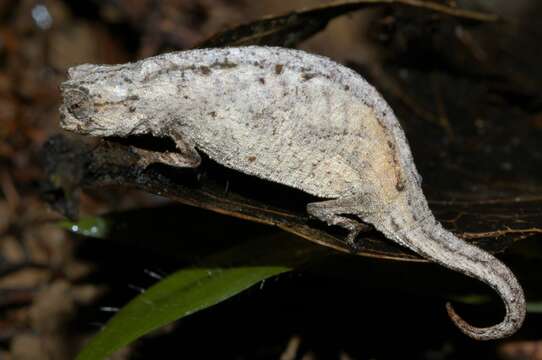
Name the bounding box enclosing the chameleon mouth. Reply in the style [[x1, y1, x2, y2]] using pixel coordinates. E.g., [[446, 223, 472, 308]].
[[106, 133, 179, 153], [58, 105, 72, 128]]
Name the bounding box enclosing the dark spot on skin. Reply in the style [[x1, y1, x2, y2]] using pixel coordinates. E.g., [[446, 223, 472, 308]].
[[390, 218, 401, 232], [395, 179, 405, 192], [209, 111, 217, 118], [275, 64, 283, 75], [387, 140, 394, 150], [213, 59, 238, 69], [144, 63, 195, 82], [344, 85, 350, 91], [247, 156, 256, 162], [259, 77, 265, 84], [200, 66, 211, 75], [129, 106, 136, 112], [184, 95, 189, 99], [383, 138, 405, 193], [302, 73, 317, 81]]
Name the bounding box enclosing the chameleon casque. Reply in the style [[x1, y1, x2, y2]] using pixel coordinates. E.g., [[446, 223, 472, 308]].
[[59, 46, 525, 340]]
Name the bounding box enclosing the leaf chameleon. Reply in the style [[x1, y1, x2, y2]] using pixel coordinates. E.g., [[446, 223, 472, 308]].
[[59, 46, 526, 340]]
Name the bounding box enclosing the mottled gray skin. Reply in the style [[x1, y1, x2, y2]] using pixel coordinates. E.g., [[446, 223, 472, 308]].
[[59, 46, 525, 340]]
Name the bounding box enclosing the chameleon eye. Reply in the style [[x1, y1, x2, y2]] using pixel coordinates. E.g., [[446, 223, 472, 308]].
[[62, 86, 93, 122]]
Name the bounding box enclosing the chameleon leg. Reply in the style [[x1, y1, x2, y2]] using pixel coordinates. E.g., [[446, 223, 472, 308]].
[[133, 130, 202, 169], [131, 146, 201, 168], [170, 132, 202, 167], [307, 196, 371, 249]]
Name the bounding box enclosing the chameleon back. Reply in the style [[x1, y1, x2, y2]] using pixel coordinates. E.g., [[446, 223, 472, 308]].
[[61, 47, 420, 202]]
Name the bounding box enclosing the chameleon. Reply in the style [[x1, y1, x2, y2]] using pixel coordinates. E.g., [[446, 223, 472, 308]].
[[58, 46, 525, 340]]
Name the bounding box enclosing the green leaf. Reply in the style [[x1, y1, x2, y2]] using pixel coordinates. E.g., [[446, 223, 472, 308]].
[[527, 301, 542, 313], [449, 294, 491, 305], [58, 216, 110, 238], [76, 266, 290, 360]]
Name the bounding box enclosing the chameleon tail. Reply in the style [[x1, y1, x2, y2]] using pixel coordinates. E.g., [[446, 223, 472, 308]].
[[400, 219, 526, 340]]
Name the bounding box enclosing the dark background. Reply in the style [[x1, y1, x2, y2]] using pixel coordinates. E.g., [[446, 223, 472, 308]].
[[1, 0, 542, 359]]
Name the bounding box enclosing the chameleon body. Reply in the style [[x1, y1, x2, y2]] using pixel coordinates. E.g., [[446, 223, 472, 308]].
[[59, 46, 525, 340]]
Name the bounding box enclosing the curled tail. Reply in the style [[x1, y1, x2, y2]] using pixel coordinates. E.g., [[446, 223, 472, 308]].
[[399, 218, 526, 340], [443, 254, 525, 340]]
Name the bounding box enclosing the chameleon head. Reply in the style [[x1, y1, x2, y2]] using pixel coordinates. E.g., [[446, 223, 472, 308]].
[[59, 65, 143, 137]]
